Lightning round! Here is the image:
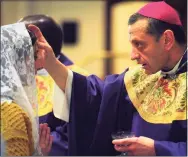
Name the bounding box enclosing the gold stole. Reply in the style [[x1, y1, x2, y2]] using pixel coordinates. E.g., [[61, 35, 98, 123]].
[[124, 66, 187, 123]]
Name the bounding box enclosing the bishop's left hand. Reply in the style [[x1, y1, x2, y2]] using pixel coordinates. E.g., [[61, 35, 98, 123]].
[[112, 136, 156, 156]]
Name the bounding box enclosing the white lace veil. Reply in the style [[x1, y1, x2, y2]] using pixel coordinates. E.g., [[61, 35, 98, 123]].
[[1, 23, 39, 155]]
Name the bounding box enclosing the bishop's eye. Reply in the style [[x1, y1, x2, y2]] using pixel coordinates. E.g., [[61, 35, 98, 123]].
[[135, 42, 142, 48]]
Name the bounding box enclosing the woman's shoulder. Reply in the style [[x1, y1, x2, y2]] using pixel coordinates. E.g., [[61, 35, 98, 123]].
[[1, 101, 24, 113], [1, 101, 31, 134], [1, 102, 34, 156]]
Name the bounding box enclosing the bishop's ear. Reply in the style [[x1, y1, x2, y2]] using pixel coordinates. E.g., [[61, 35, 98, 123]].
[[162, 30, 175, 51]]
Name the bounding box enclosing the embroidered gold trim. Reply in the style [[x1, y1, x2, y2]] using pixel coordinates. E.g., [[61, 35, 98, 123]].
[[124, 66, 187, 123]]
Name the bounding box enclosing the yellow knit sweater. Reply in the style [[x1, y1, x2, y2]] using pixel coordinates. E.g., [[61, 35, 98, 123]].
[[1, 102, 34, 156]]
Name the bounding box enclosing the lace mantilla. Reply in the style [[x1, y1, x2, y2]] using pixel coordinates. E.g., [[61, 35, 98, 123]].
[[1, 23, 40, 154]]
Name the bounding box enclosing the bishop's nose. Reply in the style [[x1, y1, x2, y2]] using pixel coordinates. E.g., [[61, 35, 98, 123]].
[[131, 49, 140, 60]]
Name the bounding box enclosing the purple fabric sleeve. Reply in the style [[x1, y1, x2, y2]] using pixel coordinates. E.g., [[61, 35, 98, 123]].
[[155, 141, 187, 156]]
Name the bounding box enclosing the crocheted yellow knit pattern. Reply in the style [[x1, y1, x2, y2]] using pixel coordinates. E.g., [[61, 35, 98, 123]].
[[1, 102, 34, 156]]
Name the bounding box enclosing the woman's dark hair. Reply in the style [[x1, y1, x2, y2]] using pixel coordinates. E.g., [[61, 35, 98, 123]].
[[27, 30, 37, 46], [128, 13, 186, 45], [19, 14, 63, 57]]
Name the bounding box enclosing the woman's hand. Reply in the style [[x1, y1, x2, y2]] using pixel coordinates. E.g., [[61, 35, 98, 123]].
[[39, 123, 53, 156]]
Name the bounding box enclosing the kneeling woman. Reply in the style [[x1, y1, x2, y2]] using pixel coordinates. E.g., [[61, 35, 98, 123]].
[[1, 22, 52, 156]]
